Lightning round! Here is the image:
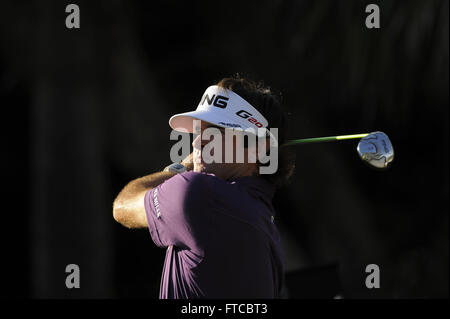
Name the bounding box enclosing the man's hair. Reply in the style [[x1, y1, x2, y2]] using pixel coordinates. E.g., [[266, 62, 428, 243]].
[[216, 75, 296, 189]]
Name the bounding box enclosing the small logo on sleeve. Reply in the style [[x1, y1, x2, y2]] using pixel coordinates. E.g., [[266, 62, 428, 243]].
[[153, 188, 161, 218]]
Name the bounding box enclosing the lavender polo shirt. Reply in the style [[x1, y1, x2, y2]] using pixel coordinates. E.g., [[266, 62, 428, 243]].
[[144, 171, 284, 299]]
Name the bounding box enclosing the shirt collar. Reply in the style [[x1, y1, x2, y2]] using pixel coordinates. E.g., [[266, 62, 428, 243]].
[[229, 175, 276, 206]]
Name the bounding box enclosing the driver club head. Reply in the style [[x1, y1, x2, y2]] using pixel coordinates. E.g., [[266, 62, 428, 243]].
[[357, 132, 394, 169]]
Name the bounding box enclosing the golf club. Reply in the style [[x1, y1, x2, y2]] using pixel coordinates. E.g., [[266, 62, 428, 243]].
[[282, 131, 394, 169]]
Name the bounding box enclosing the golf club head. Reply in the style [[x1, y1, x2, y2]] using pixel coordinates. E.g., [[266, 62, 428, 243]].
[[357, 132, 394, 169]]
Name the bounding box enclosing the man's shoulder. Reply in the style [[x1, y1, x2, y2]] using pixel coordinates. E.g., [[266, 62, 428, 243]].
[[158, 171, 224, 197], [159, 171, 262, 211], [174, 171, 220, 188], [178, 171, 218, 182]]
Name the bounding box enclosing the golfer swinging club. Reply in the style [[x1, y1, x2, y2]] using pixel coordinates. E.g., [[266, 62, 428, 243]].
[[113, 76, 295, 298]]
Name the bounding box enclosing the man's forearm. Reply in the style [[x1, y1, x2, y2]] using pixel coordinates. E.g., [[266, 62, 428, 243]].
[[113, 170, 177, 228], [115, 170, 177, 207]]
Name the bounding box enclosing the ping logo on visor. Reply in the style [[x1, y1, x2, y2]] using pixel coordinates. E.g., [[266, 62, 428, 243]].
[[169, 85, 270, 137], [200, 93, 229, 108]]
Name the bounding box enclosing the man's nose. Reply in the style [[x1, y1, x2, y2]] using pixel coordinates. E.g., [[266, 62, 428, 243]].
[[192, 133, 207, 149]]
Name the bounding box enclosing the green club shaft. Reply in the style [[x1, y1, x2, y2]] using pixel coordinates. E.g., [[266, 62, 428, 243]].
[[282, 133, 369, 147]]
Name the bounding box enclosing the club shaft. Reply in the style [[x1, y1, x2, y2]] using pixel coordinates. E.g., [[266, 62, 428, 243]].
[[282, 133, 369, 147]]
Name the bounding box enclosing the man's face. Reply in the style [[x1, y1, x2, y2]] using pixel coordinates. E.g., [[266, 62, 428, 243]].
[[192, 121, 261, 178]]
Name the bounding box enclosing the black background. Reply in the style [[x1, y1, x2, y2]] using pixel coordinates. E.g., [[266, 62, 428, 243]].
[[0, 0, 448, 298]]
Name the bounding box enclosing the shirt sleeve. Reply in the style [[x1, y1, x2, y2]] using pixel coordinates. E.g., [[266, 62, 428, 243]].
[[144, 171, 213, 253]]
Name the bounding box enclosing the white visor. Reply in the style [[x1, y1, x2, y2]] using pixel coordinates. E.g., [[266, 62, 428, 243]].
[[169, 85, 276, 143]]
